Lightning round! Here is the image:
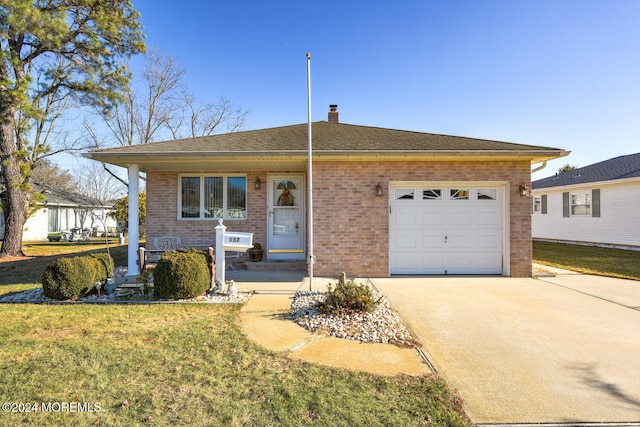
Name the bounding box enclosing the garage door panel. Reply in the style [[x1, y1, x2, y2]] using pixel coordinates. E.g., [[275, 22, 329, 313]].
[[420, 253, 445, 274], [420, 211, 445, 226], [390, 185, 504, 275], [392, 253, 419, 271], [475, 233, 501, 249], [394, 210, 418, 226], [391, 232, 418, 250], [475, 211, 500, 226], [471, 253, 502, 274], [445, 233, 471, 248], [448, 211, 473, 225], [420, 233, 445, 249]]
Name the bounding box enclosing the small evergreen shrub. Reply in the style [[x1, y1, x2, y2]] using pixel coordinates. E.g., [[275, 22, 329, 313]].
[[42, 256, 95, 300], [89, 252, 114, 281], [153, 249, 212, 300], [41, 253, 114, 300], [318, 275, 382, 316]]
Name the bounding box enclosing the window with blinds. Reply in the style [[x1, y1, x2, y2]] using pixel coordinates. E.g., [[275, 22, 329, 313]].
[[179, 175, 246, 220]]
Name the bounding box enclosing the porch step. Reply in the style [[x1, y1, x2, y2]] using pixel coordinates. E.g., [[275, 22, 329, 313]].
[[245, 260, 307, 272]]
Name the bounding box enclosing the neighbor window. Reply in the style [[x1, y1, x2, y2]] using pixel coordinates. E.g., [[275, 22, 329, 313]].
[[179, 175, 246, 219], [571, 193, 591, 216], [533, 196, 541, 213]]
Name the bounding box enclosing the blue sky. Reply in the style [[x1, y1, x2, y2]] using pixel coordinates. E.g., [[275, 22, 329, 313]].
[[126, 0, 640, 179]]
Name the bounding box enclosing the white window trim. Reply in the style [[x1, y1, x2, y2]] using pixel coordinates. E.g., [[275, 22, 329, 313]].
[[178, 174, 247, 220], [533, 196, 541, 214], [570, 192, 591, 216]]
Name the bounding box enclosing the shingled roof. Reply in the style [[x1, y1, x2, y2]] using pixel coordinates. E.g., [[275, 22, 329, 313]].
[[532, 152, 640, 189], [85, 121, 568, 171], [34, 183, 110, 207]]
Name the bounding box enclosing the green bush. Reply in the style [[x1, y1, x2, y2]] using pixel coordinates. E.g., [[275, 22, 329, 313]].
[[41, 253, 114, 300], [42, 256, 95, 300], [318, 276, 382, 316], [89, 252, 114, 282], [153, 249, 212, 300]]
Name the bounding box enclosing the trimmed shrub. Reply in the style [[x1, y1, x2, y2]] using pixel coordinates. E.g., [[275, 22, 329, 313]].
[[42, 256, 95, 300], [153, 249, 212, 300], [89, 252, 114, 283], [41, 253, 114, 300], [318, 276, 382, 316]]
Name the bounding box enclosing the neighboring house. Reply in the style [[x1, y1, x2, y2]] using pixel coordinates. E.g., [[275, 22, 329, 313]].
[[0, 183, 117, 241], [532, 152, 640, 249], [85, 106, 568, 277]]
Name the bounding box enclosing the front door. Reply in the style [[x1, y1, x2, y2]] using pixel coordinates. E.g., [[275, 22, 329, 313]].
[[267, 175, 305, 260]]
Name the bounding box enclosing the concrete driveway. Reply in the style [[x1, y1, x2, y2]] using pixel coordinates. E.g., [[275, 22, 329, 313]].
[[373, 268, 640, 424]]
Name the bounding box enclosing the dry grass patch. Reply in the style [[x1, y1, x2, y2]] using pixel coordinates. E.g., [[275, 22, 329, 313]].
[[533, 240, 640, 280], [0, 303, 470, 426]]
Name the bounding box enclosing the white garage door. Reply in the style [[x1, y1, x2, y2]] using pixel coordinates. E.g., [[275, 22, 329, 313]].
[[390, 185, 504, 275]]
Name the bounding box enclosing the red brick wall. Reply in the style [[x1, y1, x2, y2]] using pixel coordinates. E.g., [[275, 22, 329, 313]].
[[145, 171, 268, 263], [145, 161, 532, 277], [311, 160, 532, 278]]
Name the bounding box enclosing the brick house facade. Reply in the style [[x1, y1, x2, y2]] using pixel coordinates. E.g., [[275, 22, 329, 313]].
[[87, 107, 568, 278]]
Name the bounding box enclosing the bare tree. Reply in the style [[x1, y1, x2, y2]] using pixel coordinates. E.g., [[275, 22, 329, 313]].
[[167, 92, 248, 139], [31, 159, 77, 192], [85, 48, 248, 188], [73, 161, 126, 202]]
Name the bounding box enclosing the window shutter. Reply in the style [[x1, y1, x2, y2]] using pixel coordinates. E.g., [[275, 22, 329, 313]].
[[592, 189, 601, 217], [541, 195, 548, 215], [562, 192, 570, 217]]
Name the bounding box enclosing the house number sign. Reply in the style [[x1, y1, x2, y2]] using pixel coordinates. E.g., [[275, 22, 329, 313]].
[[222, 232, 254, 252]]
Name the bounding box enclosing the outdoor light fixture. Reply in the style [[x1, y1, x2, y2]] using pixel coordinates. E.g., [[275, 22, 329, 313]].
[[519, 183, 530, 197], [375, 183, 384, 197], [254, 177, 261, 189]]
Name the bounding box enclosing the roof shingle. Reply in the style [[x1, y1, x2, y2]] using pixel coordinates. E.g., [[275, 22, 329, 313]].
[[90, 121, 562, 154], [532, 152, 640, 189]]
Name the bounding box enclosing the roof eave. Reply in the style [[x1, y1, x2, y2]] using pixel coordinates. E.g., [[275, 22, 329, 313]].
[[84, 149, 569, 169]]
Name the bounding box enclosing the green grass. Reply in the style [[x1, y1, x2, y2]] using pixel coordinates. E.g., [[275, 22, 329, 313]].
[[0, 242, 470, 426], [533, 240, 640, 281], [0, 240, 128, 286], [0, 304, 469, 426]]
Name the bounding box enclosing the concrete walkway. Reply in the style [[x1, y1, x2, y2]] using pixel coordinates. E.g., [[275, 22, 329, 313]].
[[373, 268, 640, 425], [233, 271, 431, 376], [239, 291, 431, 377]]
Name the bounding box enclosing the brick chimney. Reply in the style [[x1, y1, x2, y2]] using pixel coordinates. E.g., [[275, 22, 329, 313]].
[[328, 104, 339, 123]]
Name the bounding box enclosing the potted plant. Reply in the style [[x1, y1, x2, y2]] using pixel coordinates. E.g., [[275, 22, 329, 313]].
[[249, 243, 263, 262]]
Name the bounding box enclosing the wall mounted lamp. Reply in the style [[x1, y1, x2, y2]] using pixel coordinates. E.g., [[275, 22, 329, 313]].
[[254, 177, 262, 190], [375, 183, 384, 197], [519, 183, 530, 197]]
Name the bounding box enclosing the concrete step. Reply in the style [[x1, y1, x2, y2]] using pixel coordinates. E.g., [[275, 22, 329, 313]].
[[245, 260, 307, 272]]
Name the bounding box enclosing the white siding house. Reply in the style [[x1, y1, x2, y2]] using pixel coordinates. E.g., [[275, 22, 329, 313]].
[[532, 153, 640, 249], [1, 183, 117, 241]]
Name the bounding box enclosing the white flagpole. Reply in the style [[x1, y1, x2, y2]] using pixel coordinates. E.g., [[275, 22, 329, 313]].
[[306, 52, 314, 291]]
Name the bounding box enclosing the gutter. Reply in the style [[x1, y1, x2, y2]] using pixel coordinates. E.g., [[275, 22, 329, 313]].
[[531, 160, 547, 174]]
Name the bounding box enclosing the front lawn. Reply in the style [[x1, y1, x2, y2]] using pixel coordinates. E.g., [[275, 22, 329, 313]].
[[533, 240, 640, 281], [0, 304, 469, 426], [0, 241, 128, 286], [0, 242, 470, 426]]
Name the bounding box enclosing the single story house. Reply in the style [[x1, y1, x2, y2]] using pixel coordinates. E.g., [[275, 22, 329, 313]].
[[0, 183, 117, 241], [85, 106, 568, 278], [532, 152, 640, 249]]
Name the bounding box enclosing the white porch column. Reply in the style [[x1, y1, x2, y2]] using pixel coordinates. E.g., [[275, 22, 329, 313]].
[[215, 219, 226, 285], [127, 164, 140, 277]]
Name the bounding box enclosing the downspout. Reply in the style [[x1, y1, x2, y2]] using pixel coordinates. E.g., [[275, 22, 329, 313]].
[[531, 160, 547, 174]]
